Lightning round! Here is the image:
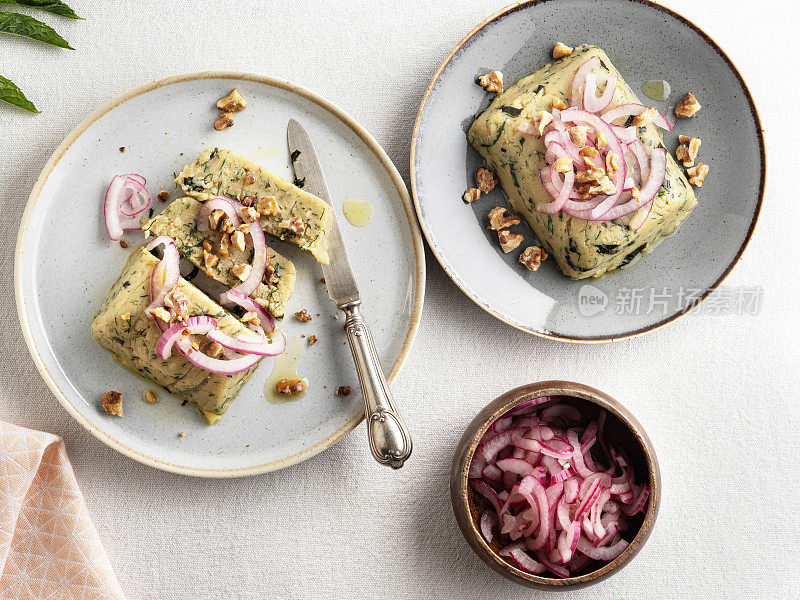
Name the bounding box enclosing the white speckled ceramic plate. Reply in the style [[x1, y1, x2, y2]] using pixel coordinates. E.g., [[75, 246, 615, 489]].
[[411, 0, 764, 342], [16, 72, 424, 477]]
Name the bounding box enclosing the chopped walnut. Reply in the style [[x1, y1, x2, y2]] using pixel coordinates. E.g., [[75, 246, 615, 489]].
[[241, 206, 260, 223], [498, 230, 524, 253], [219, 218, 235, 235], [686, 163, 709, 187], [463, 188, 481, 204], [519, 246, 548, 272], [213, 112, 235, 131], [675, 93, 701, 118], [476, 167, 498, 193], [280, 217, 306, 236], [144, 390, 159, 404], [231, 263, 252, 281], [605, 152, 620, 175], [216, 88, 248, 112], [263, 263, 276, 284], [552, 42, 574, 59], [551, 97, 568, 111], [148, 306, 171, 323], [203, 249, 219, 269], [277, 378, 306, 396], [119, 239, 129, 249], [240, 311, 261, 327], [157, 190, 169, 202], [530, 110, 553, 137], [487, 206, 521, 230], [554, 157, 573, 173], [308, 335, 318, 346], [208, 208, 226, 230], [244, 173, 256, 185], [477, 71, 503, 93], [295, 309, 312, 322], [596, 128, 608, 150], [241, 195, 255, 207], [218, 233, 231, 257], [569, 125, 590, 147], [256, 196, 281, 217], [676, 135, 702, 167], [579, 146, 600, 166], [335, 385, 352, 397], [575, 168, 606, 184], [164, 286, 189, 323], [206, 342, 225, 358], [631, 107, 659, 128], [202, 240, 213, 252], [231, 230, 247, 252], [101, 391, 123, 416]]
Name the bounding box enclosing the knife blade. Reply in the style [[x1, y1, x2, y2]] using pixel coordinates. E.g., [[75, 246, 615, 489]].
[[286, 119, 359, 307], [287, 119, 412, 469]]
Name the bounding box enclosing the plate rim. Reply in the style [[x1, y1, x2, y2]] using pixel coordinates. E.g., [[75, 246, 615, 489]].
[[15, 70, 426, 478], [409, 0, 766, 344]]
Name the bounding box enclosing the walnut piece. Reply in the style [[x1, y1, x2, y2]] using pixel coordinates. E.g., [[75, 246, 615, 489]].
[[157, 190, 169, 202], [551, 97, 567, 111], [530, 110, 553, 137], [476, 167, 498, 193], [605, 152, 620, 175], [295, 309, 312, 322], [263, 263, 276, 284], [477, 71, 503, 93], [164, 286, 189, 323], [487, 206, 521, 230], [216, 88, 247, 112], [202, 240, 213, 252], [335, 386, 352, 397], [631, 107, 659, 128], [463, 188, 481, 204], [144, 390, 158, 404], [552, 42, 574, 59], [256, 196, 281, 217], [203, 249, 219, 269], [241, 206, 260, 223], [213, 112, 235, 131], [101, 391, 123, 416], [148, 306, 171, 323], [244, 172, 256, 185], [676, 135, 701, 167], [686, 163, 709, 187], [240, 311, 260, 327], [277, 378, 306, 396], [554, 157, 573, 173], [231, 263, 252, 281], [208, 208, 225, 230], [498, 230, 524, 253], [280, 217, 306, 236], [206, 342, 225, 358], [675, 93, 701, 118], [231, 230, 247, 252], [519, 246, 548, 272], [308, 335, 318, 346], [569, 125, 590, 147], [219, 233, 231, 257]]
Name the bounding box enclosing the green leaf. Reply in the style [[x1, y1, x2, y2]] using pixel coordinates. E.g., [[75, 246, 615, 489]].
[[1, 0, 81, 19], [0, 11, 73, 48], [0, 74, 39, 112]]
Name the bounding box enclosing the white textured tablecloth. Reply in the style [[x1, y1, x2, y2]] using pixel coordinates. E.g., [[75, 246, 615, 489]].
[[1, 1, 797, 598]]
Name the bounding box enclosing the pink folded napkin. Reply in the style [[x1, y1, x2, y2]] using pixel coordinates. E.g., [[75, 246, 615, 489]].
[[0, 422, 125, 599]]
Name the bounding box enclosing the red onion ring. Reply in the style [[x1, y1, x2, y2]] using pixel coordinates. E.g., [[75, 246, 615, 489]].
[[145, 235, 180, 317], [206, 327, 286, 357], [570, 57, 600, 108], [582, 73, 618, 113], [196, 196, 241, 232], [601, 103, 674, 131], [156, 316, 217, 360]]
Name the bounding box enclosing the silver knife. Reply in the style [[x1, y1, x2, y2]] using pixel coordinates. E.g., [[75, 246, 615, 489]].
[[287, 119, 412, 469]]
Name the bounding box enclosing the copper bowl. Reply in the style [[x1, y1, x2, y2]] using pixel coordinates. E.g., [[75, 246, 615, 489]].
[[450, 381, 660, 589]]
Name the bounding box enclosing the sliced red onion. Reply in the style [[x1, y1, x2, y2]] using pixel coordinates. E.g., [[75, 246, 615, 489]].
[[582, 73, 618, 113], [156, 316, 217, 360], [219, 221, 267, 304], [468, 398, 648, 579], [206, 327, 286, 357], [196, 196, 241, 232], [104, 176, 134, 240], [601, 103, 674, 131], [539, 164, 575, 214], [145, 236, 180, 317], [222, 289, 275, 333], [598, 148, 666, 220], [181, 346, 261, 375], [508, 547, 546, 575], [480, 510, 498, 544], [570, 57, 600, 108]]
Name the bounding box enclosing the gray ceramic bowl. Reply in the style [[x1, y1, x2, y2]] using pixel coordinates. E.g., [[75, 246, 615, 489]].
[[450, 381, 660, 589], [412, 0, 765, 342]]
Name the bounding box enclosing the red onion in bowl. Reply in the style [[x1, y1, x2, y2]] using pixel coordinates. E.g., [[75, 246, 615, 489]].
[[467, 398, 648, 579]]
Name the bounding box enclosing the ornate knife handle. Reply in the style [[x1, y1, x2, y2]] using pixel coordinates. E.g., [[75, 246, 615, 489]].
[[342, 302, 412, 469]]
